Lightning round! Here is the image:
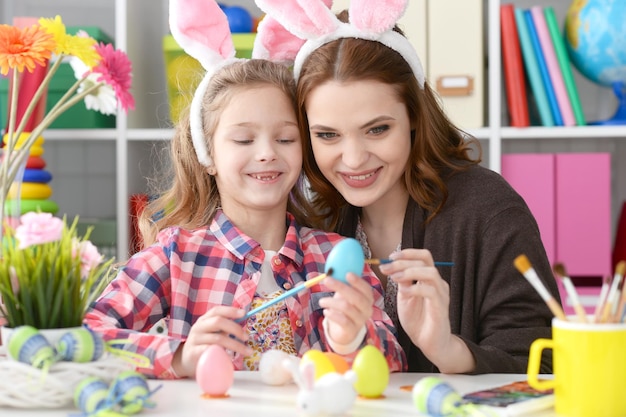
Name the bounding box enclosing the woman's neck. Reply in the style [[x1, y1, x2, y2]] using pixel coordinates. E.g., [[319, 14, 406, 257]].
[[360, 186, 409, 259]]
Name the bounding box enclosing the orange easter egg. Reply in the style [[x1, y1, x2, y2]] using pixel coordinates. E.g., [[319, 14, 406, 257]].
[[324, 352, 350, 374]]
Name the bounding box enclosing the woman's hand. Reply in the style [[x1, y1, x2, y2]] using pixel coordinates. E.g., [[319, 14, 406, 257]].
[[379, 249, 475, 373], [318, 272, 373, 346], [172, 306, 252, 378]]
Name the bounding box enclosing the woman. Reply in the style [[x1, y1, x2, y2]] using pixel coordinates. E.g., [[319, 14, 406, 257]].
[[258, 1, 559, 374]]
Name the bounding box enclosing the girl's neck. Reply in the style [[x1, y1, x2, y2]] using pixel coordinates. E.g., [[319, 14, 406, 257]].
[[224, 206, 288, 251]]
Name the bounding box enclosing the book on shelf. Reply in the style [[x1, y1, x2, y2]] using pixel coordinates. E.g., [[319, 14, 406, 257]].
[[525, 9, 562, 126], [462, 379, 554, 417], [514, 8, 553, 127], [544, 6, 586, 126], [501, 3, 530, 127], [530, 6, 576, 126]]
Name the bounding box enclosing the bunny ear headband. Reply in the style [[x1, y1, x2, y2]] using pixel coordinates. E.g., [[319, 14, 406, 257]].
[[253, 0, 426, 89], [170, 0, 292, 167]]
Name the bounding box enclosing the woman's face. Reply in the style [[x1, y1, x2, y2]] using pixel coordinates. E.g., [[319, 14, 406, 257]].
[[305, 79, 412, 208]]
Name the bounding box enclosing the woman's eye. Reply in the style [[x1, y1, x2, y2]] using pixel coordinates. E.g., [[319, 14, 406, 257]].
[[313, 131, 337, 140], [233, 139, 253, 144], [369, 125, 390, 135], [277, 138, 296, 144]]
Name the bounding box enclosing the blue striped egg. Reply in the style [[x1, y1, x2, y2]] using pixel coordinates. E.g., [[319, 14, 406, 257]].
[[7, 325, 56, 369], [56, 327, 104, 362], [111, 370, 153, 414], [74, 377, 111, 415]]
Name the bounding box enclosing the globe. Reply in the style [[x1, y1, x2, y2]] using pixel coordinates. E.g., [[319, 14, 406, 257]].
[[565, 0, 626, 124]]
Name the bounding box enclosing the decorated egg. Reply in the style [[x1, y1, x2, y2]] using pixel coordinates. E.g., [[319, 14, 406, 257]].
[[351, 345, 389, 398], [196, 345, 234, 397], [74, 377, 111, 415], [325, 238, 365, 283], [7, 325, 56, 369], [111, 370, 155, 414], [57, 327, 105, 362], [323, 352, 350, 375], [301, 350, 335, 380], [412, 376, 463, 416]]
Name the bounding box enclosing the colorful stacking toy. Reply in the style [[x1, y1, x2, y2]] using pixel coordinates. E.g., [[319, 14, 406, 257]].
[[4, 132, 59, 215]]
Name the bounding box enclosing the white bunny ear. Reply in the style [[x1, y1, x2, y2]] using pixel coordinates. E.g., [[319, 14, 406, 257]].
[[349, 0, 408, 34], [300, 361, 316, 390], [169, 0, 236, 70]]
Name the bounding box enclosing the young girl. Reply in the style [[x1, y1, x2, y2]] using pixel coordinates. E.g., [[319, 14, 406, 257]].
[[84, 0, 405, 379], [256, 0, 559, 374]]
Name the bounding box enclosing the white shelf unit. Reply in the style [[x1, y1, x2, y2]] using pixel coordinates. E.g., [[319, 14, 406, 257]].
[[2, 0, 625, 261]]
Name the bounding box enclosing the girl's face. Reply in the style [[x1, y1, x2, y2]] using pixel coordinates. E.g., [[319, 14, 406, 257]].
[[212, 85, 301, 216], [305, 80, 412, 209]]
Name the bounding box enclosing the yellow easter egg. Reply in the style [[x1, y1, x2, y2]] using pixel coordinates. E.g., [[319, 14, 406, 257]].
[[301, 350, 336, 380], [323, 352, 350, 375], [352, 345, 390, 398]]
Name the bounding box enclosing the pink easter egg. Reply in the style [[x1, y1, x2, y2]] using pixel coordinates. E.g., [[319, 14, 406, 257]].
[[196, 345, 234, 397]]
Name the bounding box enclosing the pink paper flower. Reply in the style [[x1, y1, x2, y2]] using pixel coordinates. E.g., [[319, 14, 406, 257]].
[[92, 42, 135, 112], [15, 212, 63, 249], [73, 239, 104, 279]]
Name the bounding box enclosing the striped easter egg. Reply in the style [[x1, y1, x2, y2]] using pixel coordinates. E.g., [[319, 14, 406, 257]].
[[111, 371, 154, 414], [7, 325, 56, 369], [74, 377, 111, 415], [56, 327, 105, 362]]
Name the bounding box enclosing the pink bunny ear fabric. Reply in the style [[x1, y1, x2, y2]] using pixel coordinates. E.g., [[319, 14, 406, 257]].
[[169, 0, 236, 70], [252, 16, 306, 64], [349, 0, 407, 34]]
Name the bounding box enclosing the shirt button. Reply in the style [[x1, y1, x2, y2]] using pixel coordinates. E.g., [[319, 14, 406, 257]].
[[273, 257, 282, 266], [283, 282, 292, 290], [295, 319, 303, 327]]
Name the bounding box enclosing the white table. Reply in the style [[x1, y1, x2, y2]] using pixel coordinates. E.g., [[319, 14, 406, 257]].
[[1, 372, 555, 416]]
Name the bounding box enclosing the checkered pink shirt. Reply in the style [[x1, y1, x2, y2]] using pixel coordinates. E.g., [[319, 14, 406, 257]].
[[84, 210, 406, 378]]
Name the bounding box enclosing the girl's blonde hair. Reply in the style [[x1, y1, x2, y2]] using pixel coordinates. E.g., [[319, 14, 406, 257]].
[[138, 59, 310, 247]]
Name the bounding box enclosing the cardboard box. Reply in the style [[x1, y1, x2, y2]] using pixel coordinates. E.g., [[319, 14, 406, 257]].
[[163, 33, 256, 123], [0, 26, 116, 130]]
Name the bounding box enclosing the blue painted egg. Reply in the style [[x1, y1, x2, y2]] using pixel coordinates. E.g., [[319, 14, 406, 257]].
[[324, 238, 365, 283], [74, 377, 111, 415], [57, 327, 105, 362], [111, 370, 154, 414], [7, 325, 56, 369]]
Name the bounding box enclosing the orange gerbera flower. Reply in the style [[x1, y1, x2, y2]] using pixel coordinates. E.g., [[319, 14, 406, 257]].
[[0, 24, 55, 75]]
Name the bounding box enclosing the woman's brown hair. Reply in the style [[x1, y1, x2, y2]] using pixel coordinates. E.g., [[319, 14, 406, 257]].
[[297, 12, 481, 231]]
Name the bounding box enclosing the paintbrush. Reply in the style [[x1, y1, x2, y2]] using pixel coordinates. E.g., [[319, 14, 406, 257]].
[[366, 259, 455, 267], [514, 254, 567, 321], [593, 275, 612, 323], [236, 272, 329, 322], [598, 261, 625, 323], [553, 262, 588, 323]]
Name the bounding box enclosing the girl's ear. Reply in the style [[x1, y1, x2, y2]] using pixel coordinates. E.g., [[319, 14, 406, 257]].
[[207, 166, 217, 176], [169, 0, 236, 70]]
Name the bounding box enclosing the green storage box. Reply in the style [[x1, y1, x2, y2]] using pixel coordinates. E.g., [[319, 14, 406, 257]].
[[163, 33, 256, 123], [0, 26, 116, 130]]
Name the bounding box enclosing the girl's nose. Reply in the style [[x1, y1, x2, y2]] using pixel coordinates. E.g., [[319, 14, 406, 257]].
[[256, 140, 278, 162]]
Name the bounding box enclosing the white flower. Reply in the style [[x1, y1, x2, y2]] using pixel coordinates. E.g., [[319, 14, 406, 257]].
[[69, 56, 118, 115]]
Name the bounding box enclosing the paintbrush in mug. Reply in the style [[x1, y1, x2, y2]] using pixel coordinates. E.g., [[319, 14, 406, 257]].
[[514, 254, 567, 321], [552, 262, 588, 323], [366, 259, 455, 267], [598, 261, 625, 323], [593, 274, 612, 323]]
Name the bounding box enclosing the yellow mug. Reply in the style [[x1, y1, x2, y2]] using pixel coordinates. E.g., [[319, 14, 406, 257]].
[[527, 318, 626, 417]]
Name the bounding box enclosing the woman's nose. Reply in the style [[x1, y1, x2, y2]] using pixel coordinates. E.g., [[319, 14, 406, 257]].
[[341, 137, 368, 168]]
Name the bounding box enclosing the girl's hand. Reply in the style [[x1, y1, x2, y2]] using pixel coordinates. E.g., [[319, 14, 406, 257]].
[[172, 306, 252, 378], [379, 249, 474, 373], [318, 272, 373, 345]]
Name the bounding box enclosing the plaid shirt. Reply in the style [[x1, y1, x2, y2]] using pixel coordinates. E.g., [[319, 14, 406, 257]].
[[85, 210, 406, 378]]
